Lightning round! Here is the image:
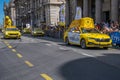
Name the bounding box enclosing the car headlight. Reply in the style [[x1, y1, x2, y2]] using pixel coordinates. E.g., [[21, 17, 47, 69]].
[[19, 33, 21, 36], [5, 32, 8, 35]]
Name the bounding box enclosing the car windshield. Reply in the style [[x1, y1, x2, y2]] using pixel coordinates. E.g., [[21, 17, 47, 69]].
[[82, 28, 99, 33], [34, 28, 42, 31], [6, 28, 19, 31]]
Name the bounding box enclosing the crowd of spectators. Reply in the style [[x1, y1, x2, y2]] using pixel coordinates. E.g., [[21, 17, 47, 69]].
[[42, 20, 120, 39], [44, 25, 65, 39], [95, 21, 120, 34]]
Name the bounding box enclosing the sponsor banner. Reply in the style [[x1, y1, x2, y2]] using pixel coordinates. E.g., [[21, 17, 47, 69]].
[[75, 7, 82, 20], [59, 5, 65, 22]]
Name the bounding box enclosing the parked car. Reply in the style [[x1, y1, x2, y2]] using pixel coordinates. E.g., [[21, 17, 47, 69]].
[[3, 28, 21, 39], [31, 28, 45, 36], [22, 28, 31, 34]]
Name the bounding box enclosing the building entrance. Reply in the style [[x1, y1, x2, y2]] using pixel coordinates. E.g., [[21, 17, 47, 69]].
[[103, 11, 110, 22]]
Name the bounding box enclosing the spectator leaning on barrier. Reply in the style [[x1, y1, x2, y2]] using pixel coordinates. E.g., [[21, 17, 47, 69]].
[[102, 22, 110, 34], [110, 21, 119, 32]]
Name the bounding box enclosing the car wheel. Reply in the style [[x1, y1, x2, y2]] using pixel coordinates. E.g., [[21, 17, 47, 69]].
[[65, 37, 70, 45], [80, 39, 87, 49]]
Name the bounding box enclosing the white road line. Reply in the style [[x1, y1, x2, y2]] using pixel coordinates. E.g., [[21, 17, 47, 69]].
[[72, 49, 77, 52], [72, 49, 94, 57], [50, 42, 57, 45], [59, 47, 68, 50], [40, 74, 53, 80], [45, 44, 52, 47], [80, 52, 94, 57]]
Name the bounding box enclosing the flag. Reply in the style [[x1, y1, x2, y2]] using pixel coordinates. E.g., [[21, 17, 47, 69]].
[[75, 7, 82, 20]]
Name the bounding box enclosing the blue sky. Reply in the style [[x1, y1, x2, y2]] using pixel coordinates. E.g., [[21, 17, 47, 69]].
[[0, 0, 10, 25]]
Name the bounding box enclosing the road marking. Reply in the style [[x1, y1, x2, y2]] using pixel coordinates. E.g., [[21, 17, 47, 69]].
[[8, 45, 13, 49], [81, 52, 94, 57], [50, 42, 57, 45], [72, 49, 94, 57], [16, 53, 23, 58], [46, 44, 52, 46], [25, 61, 34, 67], [59, 47, 68, 50], [108, 48, 117, 50], [12, 49, 17, 52], [40, 74, 53, 80]]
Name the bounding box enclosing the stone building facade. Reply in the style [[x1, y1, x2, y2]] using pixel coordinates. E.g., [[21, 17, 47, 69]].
[[4, 0, 16, 25], [66, 0, 120, 26], [14, 0, 65, 28]]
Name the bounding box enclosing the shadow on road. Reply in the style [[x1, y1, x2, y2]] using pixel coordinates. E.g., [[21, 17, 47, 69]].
[[59, 54, 120, 80]]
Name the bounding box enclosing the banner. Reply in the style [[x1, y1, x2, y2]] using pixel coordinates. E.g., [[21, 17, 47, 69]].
[[75, 7, 82, 20], [59, 5, 65, 22]]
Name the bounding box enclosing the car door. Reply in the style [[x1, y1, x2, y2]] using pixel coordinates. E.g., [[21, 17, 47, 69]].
[[68, 28, 75, 43], [73, 31, 80, 44], [68, 27, 80, 44]]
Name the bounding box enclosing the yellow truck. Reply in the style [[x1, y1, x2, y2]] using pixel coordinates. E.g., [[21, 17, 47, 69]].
[[3, 16, 21, 39], [64, 17, 112, 49]]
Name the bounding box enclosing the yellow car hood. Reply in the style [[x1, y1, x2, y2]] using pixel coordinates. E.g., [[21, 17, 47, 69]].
[[83, 33, 110, 38], [5, 31, 20, 34]]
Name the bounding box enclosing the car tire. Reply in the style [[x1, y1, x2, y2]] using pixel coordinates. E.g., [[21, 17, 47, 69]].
[[80, 39, 87, 49]]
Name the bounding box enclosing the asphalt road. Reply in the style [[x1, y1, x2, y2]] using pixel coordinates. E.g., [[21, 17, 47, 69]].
[[0, 33, 120, 80]]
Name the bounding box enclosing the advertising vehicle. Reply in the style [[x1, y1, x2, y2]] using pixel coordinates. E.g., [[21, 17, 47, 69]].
[[31, 28, 44, 36], [3, 16, 21, 39], [3, 27, 21, 39], [64, 17, 112, 49]]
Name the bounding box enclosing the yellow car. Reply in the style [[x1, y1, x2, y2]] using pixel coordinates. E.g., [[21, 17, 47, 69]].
[[64, 28, 112, 49], [31, 28, 45, 36], [3, 28, 21, 39], [22, 28, 31, 34], [64, 17, 112, 49]]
